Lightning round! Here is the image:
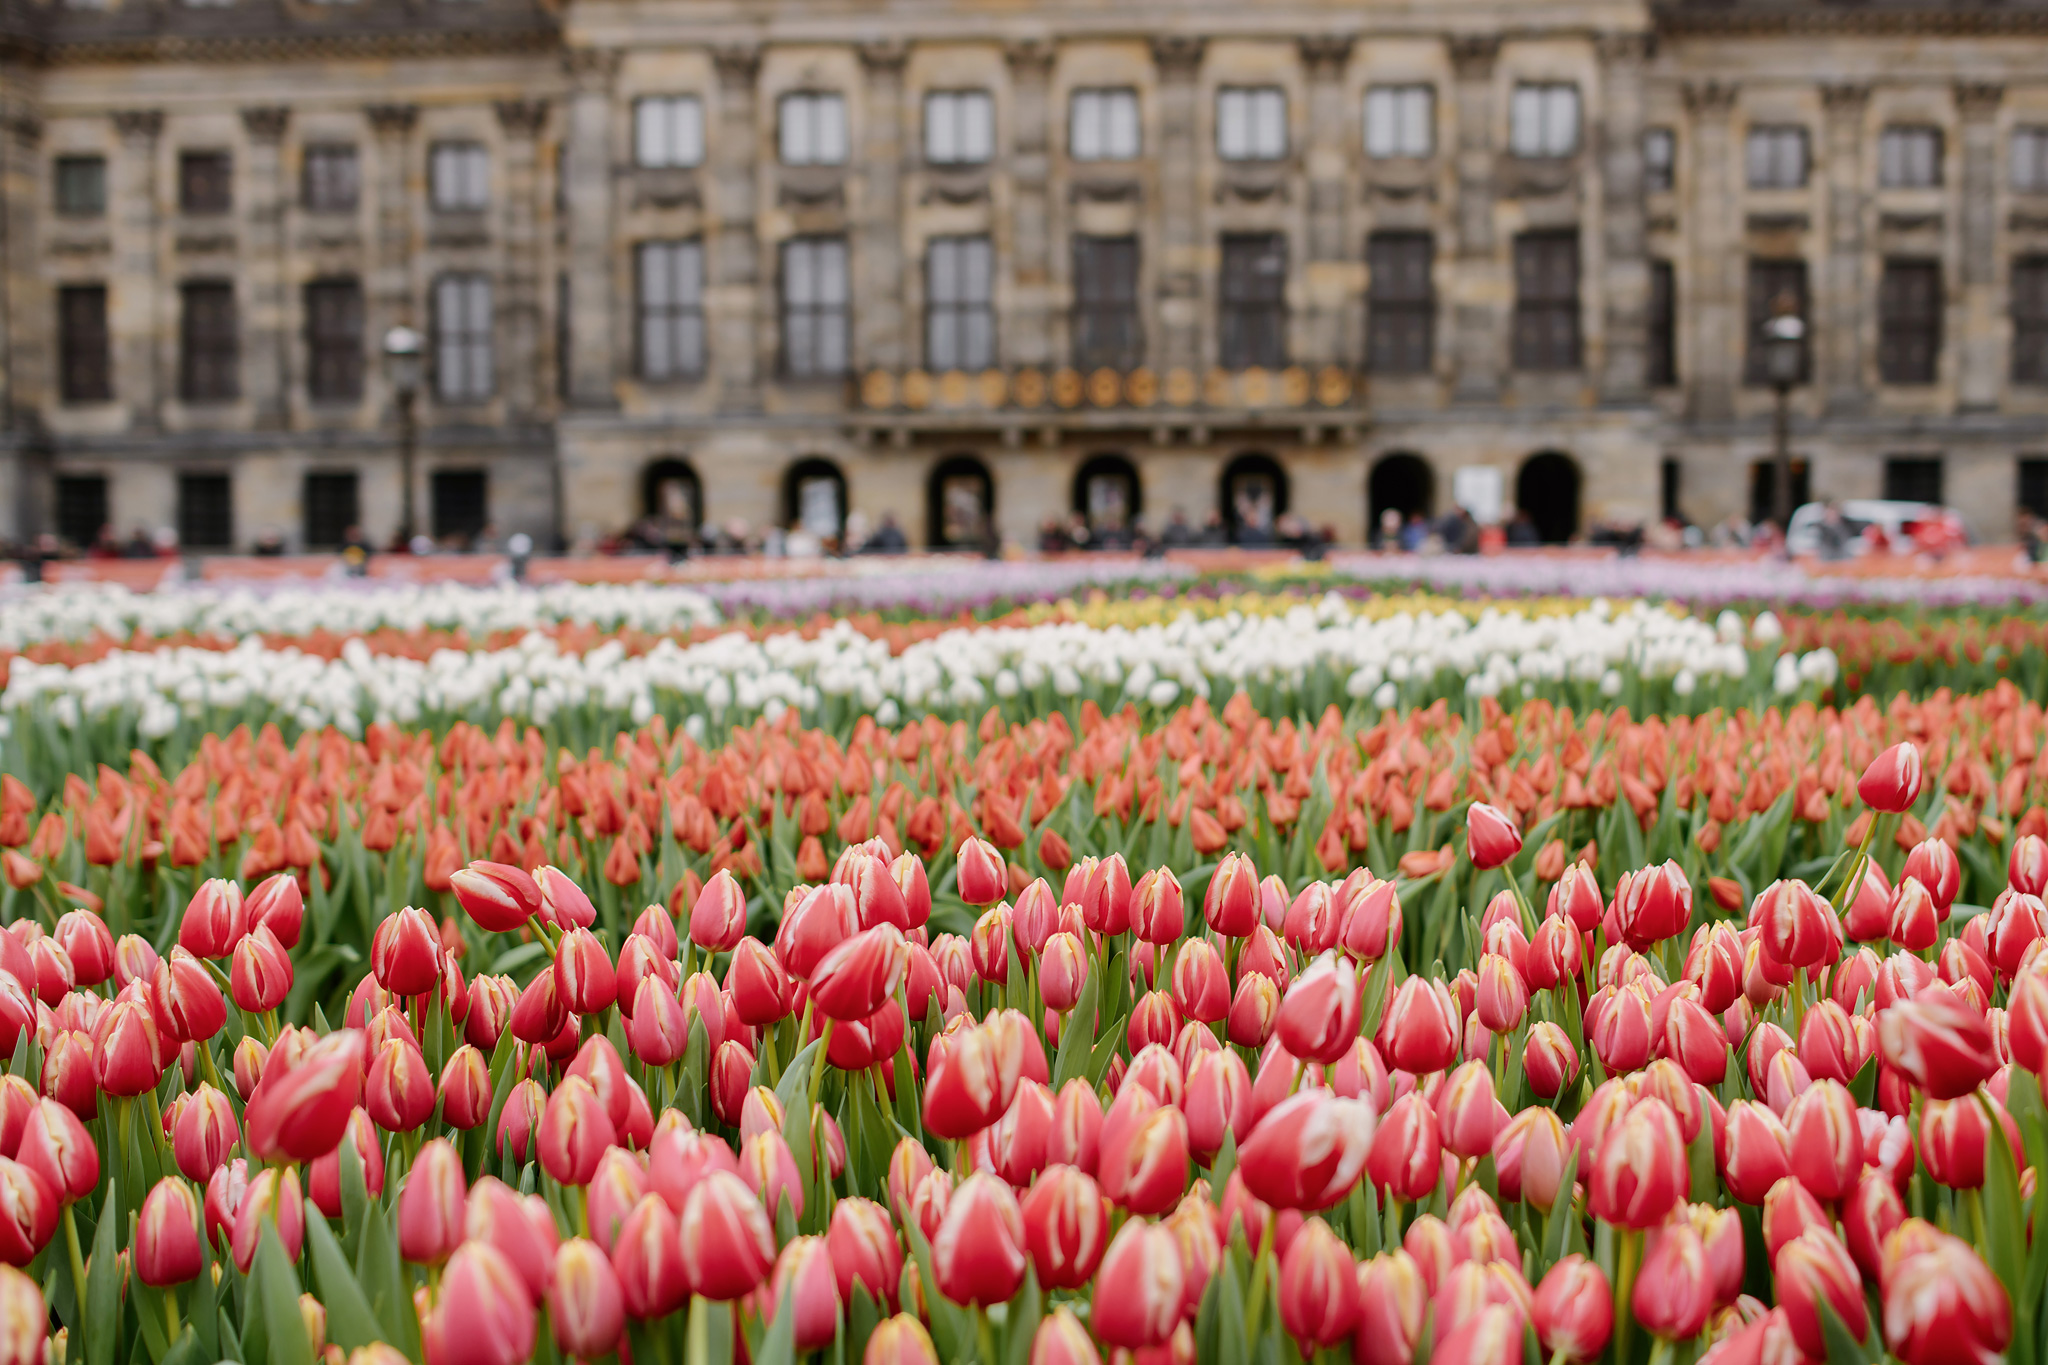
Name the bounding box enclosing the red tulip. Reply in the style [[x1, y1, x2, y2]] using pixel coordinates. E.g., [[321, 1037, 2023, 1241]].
[[1519, 1021, 1580, 1100], [438, 1241, 536, 1365], [1130, 869, 1186, 945], [1096, 1084, 1190, 1216], [1775, 1228, 1867, 1359], [924, 1023, 1016, 1141], [1278, 1216, 1359, 1349], [956, 837, 1007, 907], [438, 1045, 493, 1130], [538, 1238, 622, 1358], [548, 927, 614, 1016], [150, 947, 226, 1043], [1587, 1097, 1686, 1228], [1203, 853, 1260, 937], [1020, 1163, 1109, 1290], [1755, 880, 1839, 970], [1903, 838, 1961, 915], [1784, 1079, 1861, 1200], [370, 906, 443, 997], [1719, 1100, 1792, 1205], [1338, 879, 1403, 962], [89, 999, 160, 1101], [1882, 1231, 2012, 1365], [364, 1037, 435, 1134], [1532, 1255, 1611, 1362], [932, 1172, 1027, 1306], [229, 1166, 304, 1272], [1275, 952, 1360, 1064], [1436, 1061, 1505, 1159], [53, 911, 112, 989], [1030, 1308, 1101, 1365], [740, 1130, 805, 1222], [650, 1126, 740, 1215], [609, 1193, 687, 1318], [1493, 1107, 1571, 1210], [1859, 742, 1924, 813], [1434, 1304, 1525, 1365], [1367, 1092, 1441, 1203], [827, 1197, 904, 1311], [17, 1099, 94, 1205], [308, 1108, 386, 1217], [178, 878, 246, 959], [1919, 1093, 2022, 1189], [135, 1177, 202, 1287], [1377, 974, 1460, 1074], [1634, 1221, 1713, 1340], [761, 1236, 842, 1353], [688, 868, 749, 951], [1170, 939, 1229, 1024], [0, 1158, 53, 1268], [847, 850, 914, 933], [245, 1028, 364, 1162], [1466, 803, 1523, 870], [399, 1137, 467, 1266], [1840, 1171, 1904, 1283], [450, 860, 543, 933], [778, 884, 861, 982], [1040, 933, 1089, 1015], [1878, 992, 1998, 1099], [870, 1313, 942, 1365], [202, 1159, 246, 1249], [1092, 1219, 1185, 1349], [680, 1170, 776, 1301], [1181, 1049, 1251, 1163], [725, 937, 793, 1026], [1048, 1080, 1103, 1175], [1613, 861, 1692, 951], [810, 924, 910, 1022], [1888, 877, 1941, 952]]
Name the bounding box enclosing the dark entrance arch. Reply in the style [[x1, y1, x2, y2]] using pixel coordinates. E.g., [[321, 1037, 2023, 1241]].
[[1072, 454, 1142, 543], [1368, 452, 1434, 545], [1517, 450, 1581, 544], [782, 457, 848, 543], [1220, 452, 1289, 546], [927, 454, 995, 550], [642, 458, 701, 523]]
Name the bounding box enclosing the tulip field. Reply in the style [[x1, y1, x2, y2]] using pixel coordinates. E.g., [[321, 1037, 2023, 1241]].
[[0, 572, 2045, 1365]]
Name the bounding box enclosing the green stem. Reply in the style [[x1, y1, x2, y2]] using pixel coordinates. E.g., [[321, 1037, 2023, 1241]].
[[1242, 1210, 1280, 1348], [1612, 1228, 1642, 1365], [62, 1203, 88, 1344], [975, 1308, 999, 1365]]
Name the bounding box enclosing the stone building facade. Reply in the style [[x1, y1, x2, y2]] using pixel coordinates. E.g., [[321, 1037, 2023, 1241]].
[[2, 0, 2047, 553]]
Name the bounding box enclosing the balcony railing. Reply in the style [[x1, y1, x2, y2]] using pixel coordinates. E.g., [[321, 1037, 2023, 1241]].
[[854, 364, 1363, 413]]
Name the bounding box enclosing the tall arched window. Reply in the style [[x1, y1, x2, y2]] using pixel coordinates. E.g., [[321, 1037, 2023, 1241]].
[[1516, 450, 1581, 544], [1368, 452, 1434, 545], [927, 454, 995, 550], [1219, 452, 1289, 546], [782, 457, 848, 542]]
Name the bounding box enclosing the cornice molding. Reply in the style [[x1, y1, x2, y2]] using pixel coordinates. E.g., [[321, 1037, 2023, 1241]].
[[1655, 5, 2048, 37]]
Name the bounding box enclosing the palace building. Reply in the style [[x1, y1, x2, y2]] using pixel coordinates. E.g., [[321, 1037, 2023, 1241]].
[[2, 0, 2047, 552]]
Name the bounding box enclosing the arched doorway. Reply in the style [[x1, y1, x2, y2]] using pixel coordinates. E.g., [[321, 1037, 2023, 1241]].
[[782, 458, 847, 546], [1220, 452, 1289, 546], [1516, 451, 1581, 544], [1368, 452, 1434, 546], [639, 457, 702, 556], [1072, 454, 1142, 547], [927, 455, 995, 551]]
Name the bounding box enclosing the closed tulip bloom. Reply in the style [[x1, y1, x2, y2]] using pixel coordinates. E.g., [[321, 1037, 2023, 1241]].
[[1878, 993, 1998, 1100], [496, 1078, 545, 1162], [171, 1083, 237, 1182], [1521, 1022, 1581, 1100], [395, 1137, 466, 1266], [1182, 1050, 1251, 1163], [1775, 1228, 1867, 1359], [1352, 1251, 1429, 1365], [1030, 1307, 1101, 1365], [308, 1108, 386, 1218], [1092, 1219, 1185, 1349], [1097, 1084, 1190, 1217], [369, 906, 443, 997], [1588, 1097, 1687, 1229], [1048, 1080, 1104, 1175], [230, 1166, 304, 1272], [1882, 1232, 2011, 1365], [1377, 974, 1461, 1075], [680, 1170, 776, 1302], [1436, 1061, 1506, 1159], [548, 927, 615, 1016], [135, 1177, 203, 1287], [988, 1078, 1055, 1188], [1367, 1092, 1442, 1204], [1277, 953, 1360, 1064], [932, 1173, 1028, 1306], [92, 999, 161, 1100], [1901, 838, 1962, 916], [1227, 973, 1281, 1049], [1276, 1216, 1358, 1350], [1663, 995, 1730, 1086], [1021, 1163, 1109, 1290], [430, 1044, 488, 1131], [1493, 1107, 1571, 1210], [1338, 879, 1403, 962], [1784, 1080, 1862, 1200], [689, 869, 750, 952], [450, 861, 543, 934], [956, 837, 1007, 907], [2011, 836, 2048, 898], [1236, 1085, 1374, 1209], [740, 1130, 805, 1222], [1635, 1222, 1714, 1340], [438, 1241, 536, 1365], [364, 1037, 435, 1134], [1466, 803, 1523, 871], [17, 1099, 94, 1205], [1589, 985, 1653, 1074], [1435, 1304, 1525, 1365], [179, 879, 246, 958], [924, 1024, 1015, 1141], [650, 1127, 740, 1216], [245, 1028, 364, 1163], [609, 1193, 687, 1319], [848, 851, 913, 934], [1203, 853, 1261, 938], [868, 1314, 942, 1365], [726, 937, 794, 1027], [828, 1197, 904, 1311], [1841, 1171, 1905, 1283], [1285, 882, 1342, 956], [536, 1238, 623, 1358], [1532, 1256, 1611, 1362], [1919, 1093, 2022, 1190], [1170, 939, 1229, 1024], [229, 924, 292, 1014], [151, 948, 226, 1044], [1130, 869, 1186, 945], [1887, 877, 1941, 953], [1040, 933, 1089, 1015], [0, 1157, 54, 1268], [1472, 953, 1528, 1034], [1720, 1101, 1793, 1205], [810, 924, 910, 1022], [1754, 880, 1839, 970], [763, 1236, 843, 1354], [53, 910, 113, 989], [1859, 742, 1924, 814], [777, 884, 861, 983]]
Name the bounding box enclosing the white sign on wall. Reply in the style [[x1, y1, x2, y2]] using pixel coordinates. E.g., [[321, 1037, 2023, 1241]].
[[1453, 466, 1505, 525]]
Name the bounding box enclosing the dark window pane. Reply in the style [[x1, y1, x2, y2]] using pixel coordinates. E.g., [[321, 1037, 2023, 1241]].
[[2014, 258, 2048, 385], [1647, 260, 1677, 387], [2020, 458, 2048, 518], [303, 471, 360, 548], [58, 285, 111, 404], [1368, 232, 1434, 375], [430, 469, 489, 544], [433, 274, 494, 401], [1512, 231, 1580, 371], [1879, 259, 1941, 385], [303, 145, 360, 213], [1745, 259, 1810, 386], [637, 241, 707, 381], [926, 236, 994, 370], [306, 279, 364, 402], [1072, 236, 1142, 370], [180, 281, 238, 402], [179, 152, 232, 215], [1883, 456, 1943, 504], [1219, 233, 1287, 370], [54, 156, 106, 217], [54, 475, 108, 551], [178, 473, 234, 549], [781, 237, 849, 378]]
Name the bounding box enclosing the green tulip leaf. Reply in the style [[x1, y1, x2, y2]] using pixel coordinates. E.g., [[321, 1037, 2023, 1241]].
[[306, 1200, 389, 1355], [753, 1279, 798, 1365], [84, 1180, 120, 1365], [255, 1222, 316, 1365]]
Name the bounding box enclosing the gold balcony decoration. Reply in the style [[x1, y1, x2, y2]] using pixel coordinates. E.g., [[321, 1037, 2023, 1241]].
[[1126, 366, 1158, 407], [1052, 368, 1084, 408], [1087, 367, 1122, 407], [1204, 368, 1233, 406], [1240, 366, 1273, 406], [1165, 367, 1199, 406], [938, 369, 971, 407], [1013, 368, 1047, 407], [1281, 366, 1311, 406], [1315, 365, 1352, 407], [901, 369, 933, 409], [861, 369, 897, 408], [978, 369, 1008, 407]]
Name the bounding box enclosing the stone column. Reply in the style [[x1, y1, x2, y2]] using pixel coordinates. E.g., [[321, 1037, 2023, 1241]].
[[496, 98, 547, 421], [1448, 36, 1502, 402], [1152, 36, 1205, 371], [111, 109, 164, 429], [1299, 35, 1354, 366], [240, 107, 290, 428], [1956, 81, 2003, 411], [710, 43, 761, 408], [1004, 39, 1055, 367], [563, 51, 619, 409], [365, 103, 419, 383], [1819, 82, 1870, 414], [1597, 34, 1650, 403], [0, 97, 43, 430], [857, 42, 908, 371], [1681, 80, 1738, 422]]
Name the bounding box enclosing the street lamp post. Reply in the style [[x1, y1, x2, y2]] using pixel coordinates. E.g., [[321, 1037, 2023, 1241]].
[[1761, 295, 1807, 537], [382, 325, 424, 548]]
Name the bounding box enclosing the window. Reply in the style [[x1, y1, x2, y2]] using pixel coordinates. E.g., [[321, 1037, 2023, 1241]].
[[1219, 233, 1287, 370], [634, 97, 704, 169], [1217, 87, 1286, 162], [1072, 236, 1142, 370], [303, 471, 359, 549], [1647, 259, 1677, 387], [779, 93, 847, 167], [1745, 259, 1809, 385], [177, 473, 233, 550], [1643, 128, 1674, 193], [2013, 128, 2048, 193], [1508, 84, 1579, 158], [1745, 126, 1808, 189], [925, 91, 994, 166], [2020, 458, 2048, 518], [1365, 86, 1433, 159], [1879, 259, 1941, 384], [57, 285, 111, 404], [179, 281, 238, 402], [1512, 231, 1581, 370], [2014, 257, 2048, 384], [305, 279, 364, 403], [433, 275, 493, 401], [303, 144, 360, 213], [781, 236, 849, 378], [1879, 126, 1942, 188], [430, 469, 488, 544], [1070, 88, 1140, 162], [429, 142, 489, 211], [179, 152, 231, 215], [1660, 457, 1682, 522], [637, 241, 706, 381], [1366, 232, 1434, 375], [54, 475, 107, 551], [926, 235, 994, 371], [1883, 457, 1943, 505], [53, 156, 105, 217]]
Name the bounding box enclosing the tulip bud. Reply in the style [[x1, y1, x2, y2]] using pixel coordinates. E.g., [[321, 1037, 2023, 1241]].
[[179, 879, 246, 959], [551, 927, 616, 1016], [1588, 1097, 1686, 1229], [1096, 1084, 1190, 1217], [1367, 1092, 1441, 1204], [1466, 803, 1523, 870], [1517, 1021, 1579, 1101], [1532, 1255, 1611, 1362], [533, 865, 597, 931], [759, 1236, 841, 1354], [932, 1172, 1028, 1306], [1881, 1231, 2012, 1365], [398, 1137, 467, 1266], [1784, 1079, 1862, 1201], [230, 1166, 305, 1272], [827, 1197, 904, 1311], [1091, 1219, 1185, 1349], [450, 860, 543, 934], [957, 838, 1007, 907], [1277, 953, 1361, 1065], [1203, 854, 1260, 938], [1635, 1221, 1713, 1340], [1493, 1107, 1570, 1210], [1878, 992, 1998, 1099], [1227, 974, 1280, 1049], [0, 1156, 54, 1267], [1377, 975, 1460, 1075], [680, 1170, 776, 1302], [1029, 1308, 1100, 1365], [245, 1029, 365, 1163], [689, 869, 749, 952], [1278, 1216, 1360, 1350], [810, 924, 910, 1022], [1338, 879, 1403, 962], [17, 1099, 94, 1205], [924, 1024, 1015, 1141], [1775, 1228, 1867, 1359], [1859, 742, 1924, 814], [437, 1241, 536, 1365], [1130, 868, 1186, 945], [135, 1178, 203, 1287], [1352, 1250, 1428, 1365], [1436, 1061, 1506, 1160]]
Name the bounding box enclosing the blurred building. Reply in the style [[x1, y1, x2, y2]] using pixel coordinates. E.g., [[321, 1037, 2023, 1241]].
[[2, 0, 2046, 552]]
